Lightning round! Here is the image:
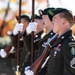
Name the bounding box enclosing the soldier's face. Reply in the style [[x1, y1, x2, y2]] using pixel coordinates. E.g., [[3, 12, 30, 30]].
[[52, 14, 64, 34], [34, 18, 43, 33], [21, 18, 29, 31], [42, 15, 53, 30]]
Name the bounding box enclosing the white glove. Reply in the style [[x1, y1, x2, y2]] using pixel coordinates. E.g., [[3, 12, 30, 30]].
[[25, 70, 34, 75], [25, 66, 30, 71], [26, 22, 37, 34], [7, 31, 12, 35], [24, 66, 34, 75], [13, 23, 23, 35], [0, 49, 7, 58]]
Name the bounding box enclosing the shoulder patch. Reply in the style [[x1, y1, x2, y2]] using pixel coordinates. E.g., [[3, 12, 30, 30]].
[[69, 42, 75, 55], [70, 47, 75, 55]]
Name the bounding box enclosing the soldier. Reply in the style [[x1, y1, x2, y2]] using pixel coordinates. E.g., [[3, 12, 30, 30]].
[[47, 8, 75, 75], [0, 14, 31, 75], [20, 14, 44, 75], [11, 14, 31, 75], [24, 7, 56, 75]]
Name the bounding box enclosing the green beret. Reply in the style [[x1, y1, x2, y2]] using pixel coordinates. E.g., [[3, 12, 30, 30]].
[[39, 7, 55, 21]]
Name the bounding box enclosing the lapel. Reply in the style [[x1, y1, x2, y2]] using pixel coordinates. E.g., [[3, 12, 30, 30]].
[[34, 31, 43, 41], [52, 30, 72, 47], [39, 30, 55, 43]]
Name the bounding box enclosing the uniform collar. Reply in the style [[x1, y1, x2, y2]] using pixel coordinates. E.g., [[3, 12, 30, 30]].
[[52, 30, 72, 47]]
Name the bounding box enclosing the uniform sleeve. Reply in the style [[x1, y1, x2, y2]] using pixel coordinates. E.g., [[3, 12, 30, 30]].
[[63, 41, 75, 75]]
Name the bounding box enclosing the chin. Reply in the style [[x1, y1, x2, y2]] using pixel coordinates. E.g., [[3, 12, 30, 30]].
[[53, 30, 56, 33], [53, 29, 55, 33]]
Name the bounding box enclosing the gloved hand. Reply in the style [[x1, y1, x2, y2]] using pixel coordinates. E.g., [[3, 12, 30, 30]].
[[25, 66, 30, 71], [13, 23, 23, 35], [26, 22, 37, 34], [24, 66, 34, 75], [0, 49, 7, 58]]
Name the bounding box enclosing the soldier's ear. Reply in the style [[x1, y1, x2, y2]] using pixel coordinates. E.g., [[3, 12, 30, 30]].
[[62, 18, 67, 25]]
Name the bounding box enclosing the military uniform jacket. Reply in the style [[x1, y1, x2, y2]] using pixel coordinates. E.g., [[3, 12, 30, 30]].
[[23, 30, 55, 56], [37, 30, 55, 57], [47, 30, 75, 75]]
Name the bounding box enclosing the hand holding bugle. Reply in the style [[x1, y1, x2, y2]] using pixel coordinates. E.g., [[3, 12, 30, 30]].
[[30, 34, 58, 75]]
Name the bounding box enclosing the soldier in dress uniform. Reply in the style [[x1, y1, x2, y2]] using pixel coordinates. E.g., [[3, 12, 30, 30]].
[[0, 14, 31, 75], [46, 8, 75, 75], [11, 14, 31, 75], [20, 14, 44, 75], [24, 7, 56, 75]]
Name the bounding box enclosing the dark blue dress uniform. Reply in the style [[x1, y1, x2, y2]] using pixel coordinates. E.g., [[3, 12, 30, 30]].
[[47, 30, 75, 75]]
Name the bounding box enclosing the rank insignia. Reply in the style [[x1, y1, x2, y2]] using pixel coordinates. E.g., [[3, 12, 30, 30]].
[[69, 42, 75, 55]]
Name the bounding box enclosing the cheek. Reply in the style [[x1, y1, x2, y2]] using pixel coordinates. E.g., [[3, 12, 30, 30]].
[[51, 25, 54, 29], [23, 25, 26, 28], [42, 18, 47, 24], [53, 24, 58, 32], [54, 25, 59, 30], [36, 25, 39, 29]]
